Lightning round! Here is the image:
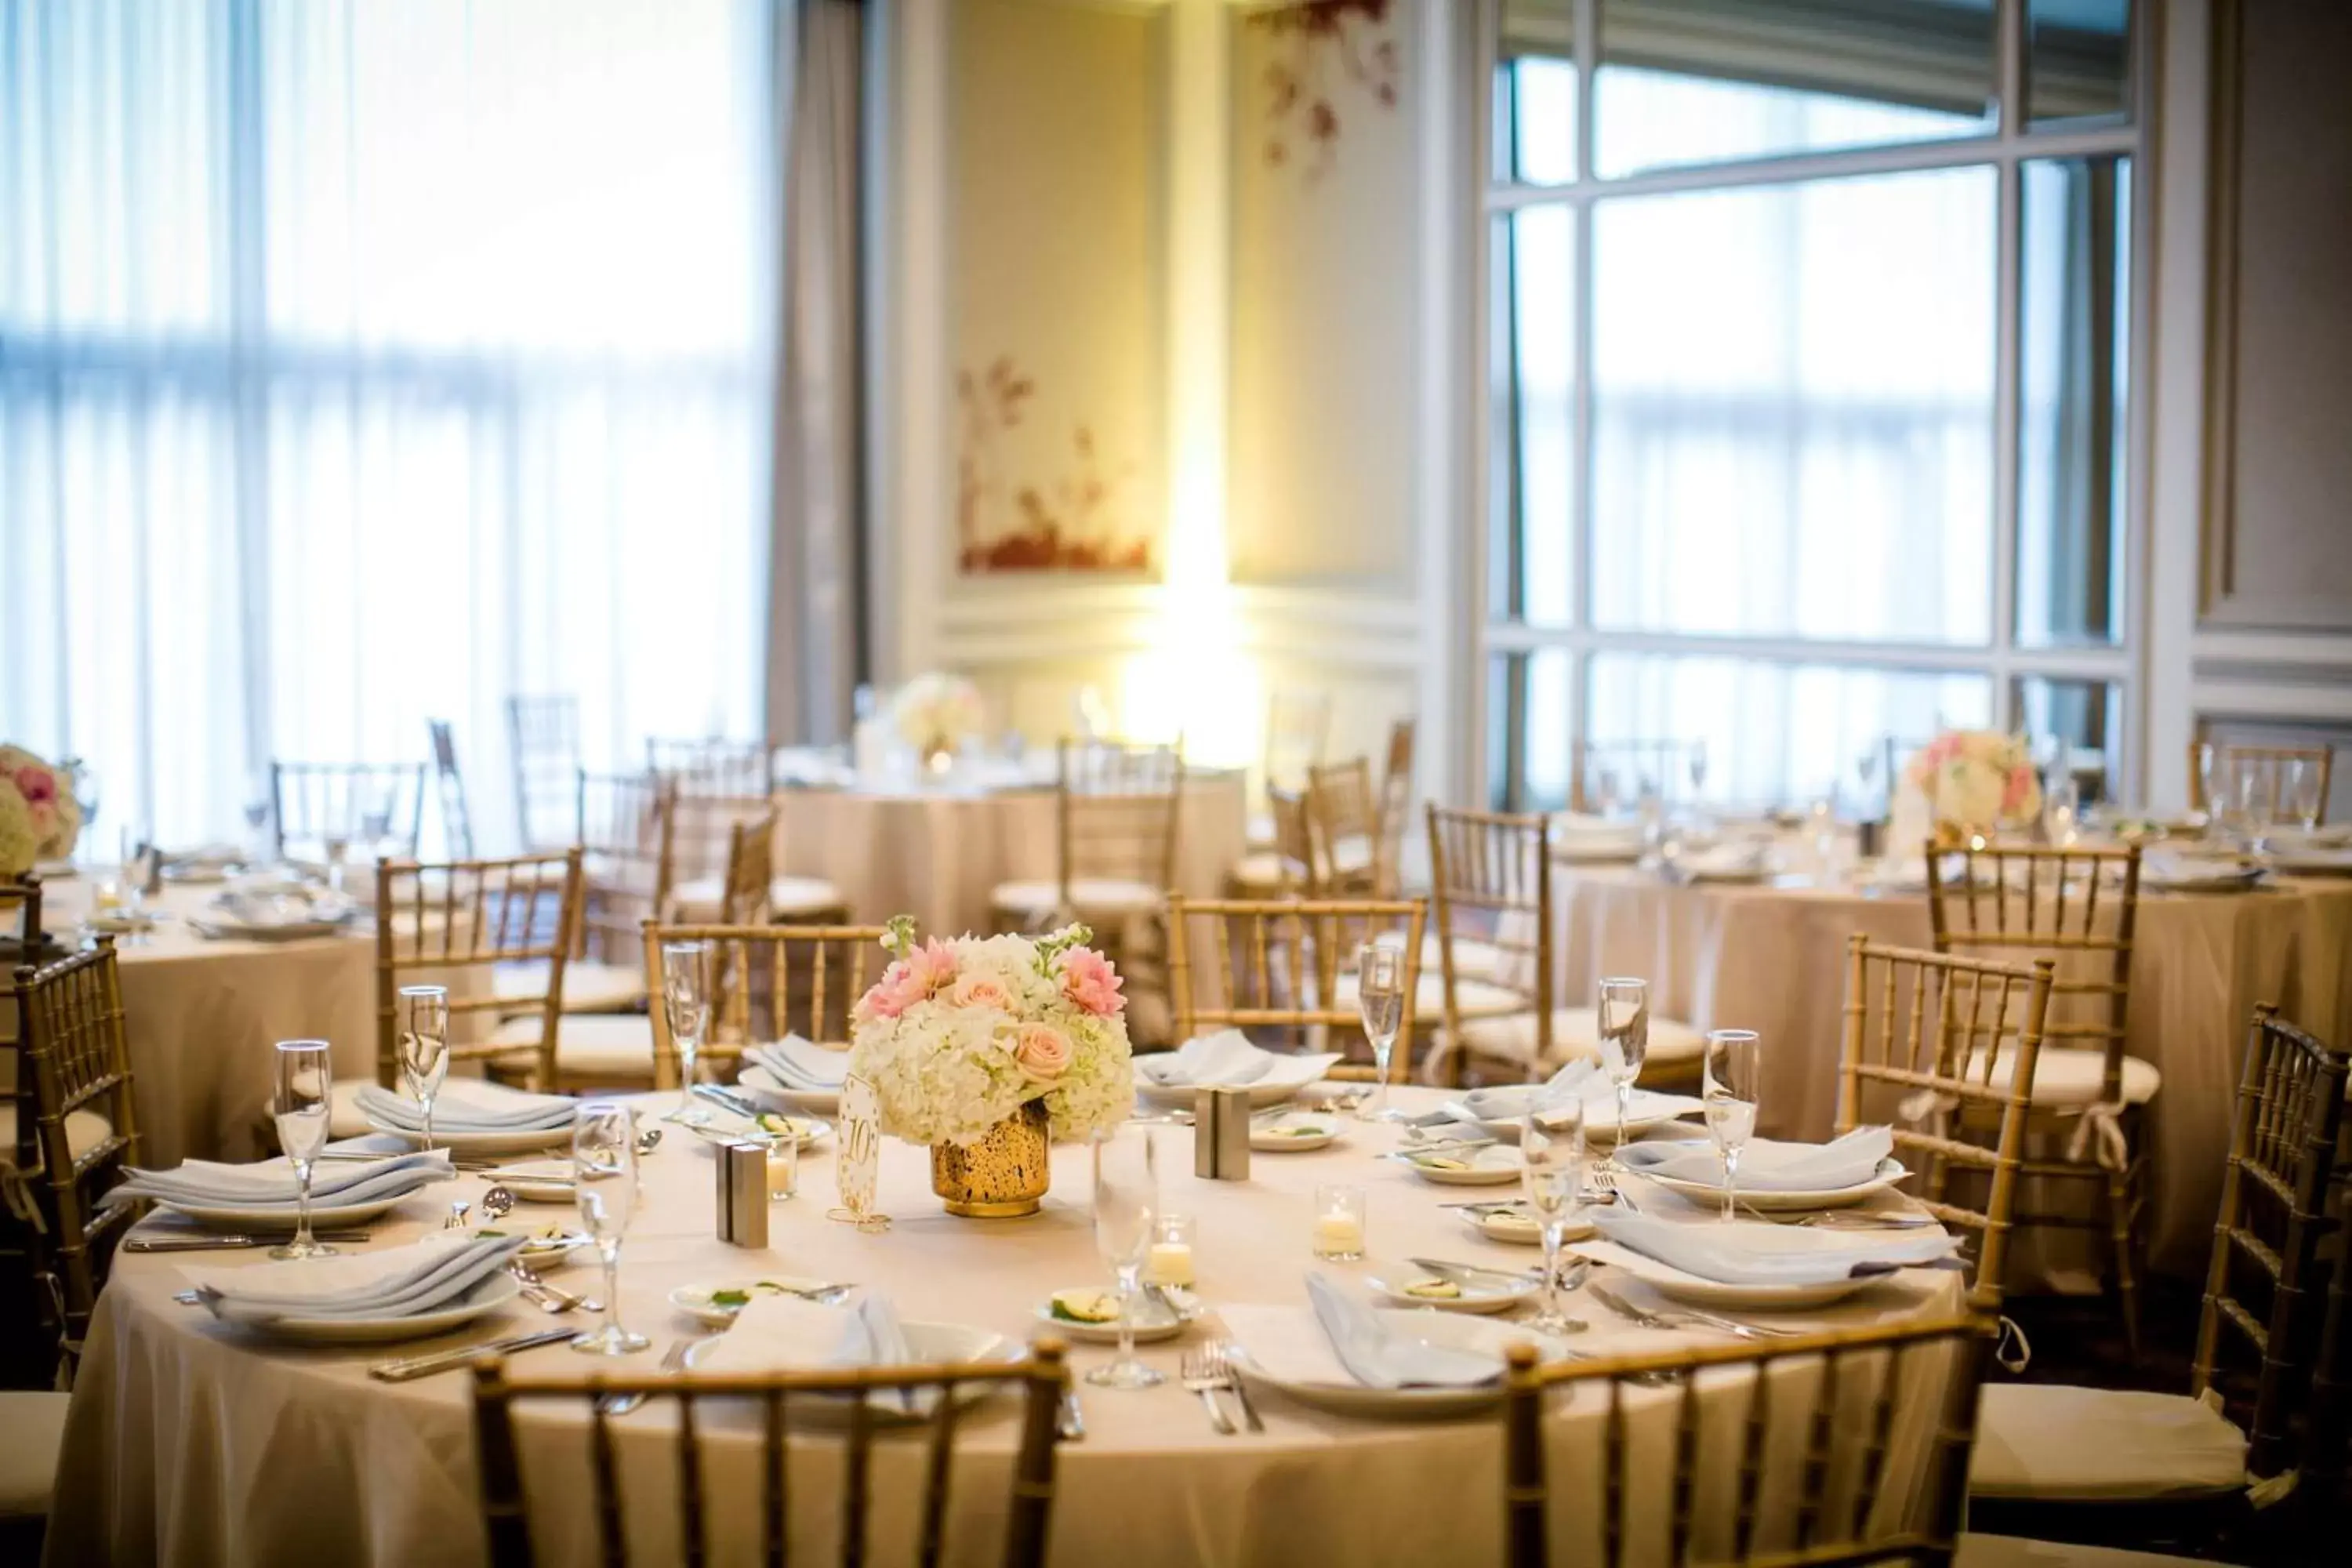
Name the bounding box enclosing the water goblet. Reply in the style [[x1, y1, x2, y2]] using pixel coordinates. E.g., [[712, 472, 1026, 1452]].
[[1595, 977, 1647, 1175], [1522, 1101, 1588, 1334], [397, 985, 450, 1152], [1352, 942, 1408, 1122], [1087, 1124, 1162, 1390], [572, 1102, 650, 1355], [1703, 1029, 1764, 1223], [270, 1040, 338, 1259]]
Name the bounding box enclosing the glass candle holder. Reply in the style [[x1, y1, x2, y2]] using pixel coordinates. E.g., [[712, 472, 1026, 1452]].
[[1312, 1185, 1367, 1261], [767, 1134, 799, 1202], [1144, 1212, 1197, 1287]]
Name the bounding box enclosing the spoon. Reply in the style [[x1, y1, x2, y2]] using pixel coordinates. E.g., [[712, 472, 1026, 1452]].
[[444, 1200, 472, 1230], [479, 1186, 517, 1224], [636, 1127, 663, 1155]]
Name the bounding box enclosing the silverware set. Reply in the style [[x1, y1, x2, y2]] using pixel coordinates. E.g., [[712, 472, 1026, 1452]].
[[1177, 1342, 1261, 1436], [507, 1260, 600, 1315], [368, 1327, 583, 1382], [1585, 1281, 1798, 1341], [597, 1338, 695, 1416], [131, 1229, 373, 1254]]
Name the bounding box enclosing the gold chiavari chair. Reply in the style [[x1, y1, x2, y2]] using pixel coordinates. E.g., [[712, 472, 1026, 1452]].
[[1374, 717, 1417, 887], [539, 769, 670, 1015], [427, 719, 477, 859], [374, 850, 597, 1093], [992, 739, 1183, 935], [1223, 784, 1316, 897], [469, 1341, 1069, 1568], [1837, 937, 2055, 1313], [1571, 739, 1704, 814], [1924, 842, 2151, 1354], [1164, 895, 1425, 1082], [642, 922, 886, 1090], [1500, 1312, 1991, 1568], [666, 794, 847, 925], [1305, 756, 1382, 895], [8, 940, 141, 1361], [717, 811, 780, 926], [2189, 740, 2334, 825], [647, 736, 775, 798], [506, 694, 580, 853], [1969, 1004, 2351, 1523], [1425, 804, 1711, 1091], [270, 760, 427, 863]]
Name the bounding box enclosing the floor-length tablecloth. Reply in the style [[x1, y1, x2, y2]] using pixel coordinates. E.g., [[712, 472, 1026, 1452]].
[[1547, 863, 2352, 1279], [49, 1087, 1965, 1567]]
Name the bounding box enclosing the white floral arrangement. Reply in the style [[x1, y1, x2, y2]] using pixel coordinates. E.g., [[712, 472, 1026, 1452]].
[[1893, 730, 2042, 848], [888, 671, 985, 755], [0, 746, 85, 873], [849, 916, 1134, 1146]]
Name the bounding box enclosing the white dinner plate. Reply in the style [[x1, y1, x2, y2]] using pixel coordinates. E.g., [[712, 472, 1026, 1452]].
[[230, 1273, 521, 1345], [1397, 1145, 1523, 1185], [157, 1194, 410, 1231], [1030, 1285, 1197, 1344], [2142, 863, 2267, 894], [1454, 1205, 1597, 1247], [1436, 1102, 1696, 1146], [670, 1276, 848, 1330], [1572, 1240, 1889, 1312], [2270, 848, 2352, 877], [191, 916, 351, 942], [362, 1119, 577, 1156], [1363, 1265, 1537, 1315], [1250, 1113, 1344, 1152], [1229, 1310, 1580, 1421], [736, 1064, 841, 1116], [681, 1320, 1017, 1427], [1637, 1159, 1911, 1213], [161, 863, 234, 885], [477, 1160, 575, 1203]]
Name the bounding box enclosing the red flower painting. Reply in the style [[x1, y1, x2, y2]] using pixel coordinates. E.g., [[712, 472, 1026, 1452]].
[[956, 356, 1152, 575], [1247, 0, 1399, 178]]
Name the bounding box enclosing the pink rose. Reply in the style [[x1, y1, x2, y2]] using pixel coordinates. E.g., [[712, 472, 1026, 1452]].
[[10, 766, 56, 808], [1056, 946, 1125, 1017], [855, 938, 961, 1023], [1013, 1022, 1074, 1082], [949, 974, 1011, 1012], [2000, 765, 2035, 815]]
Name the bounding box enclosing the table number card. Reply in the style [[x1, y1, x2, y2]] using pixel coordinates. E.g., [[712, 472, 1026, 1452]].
[[829, 1072, 890, 1232]]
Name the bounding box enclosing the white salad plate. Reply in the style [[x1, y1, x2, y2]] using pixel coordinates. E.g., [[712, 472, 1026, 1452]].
[[1398, 1145, 1523, 1185], [1032, 1285, 1197, 1344], [1250, 1114, 1344, 1152], [669, 1276, 847, 1330], [362, 1120, 576, 1157], [158, 1194, 408, 1231], [681, 1321, 1017, 1428], [1637, 1159, 1911, 1213], [1363, 1265, 1537, 1316]]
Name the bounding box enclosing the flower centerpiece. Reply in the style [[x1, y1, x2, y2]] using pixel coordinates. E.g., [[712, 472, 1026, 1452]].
[[0, 746, 85, 873], [849, 916, 1134, 1217], [887, 672, 985, 773], [1893, 730, 2042, 851]]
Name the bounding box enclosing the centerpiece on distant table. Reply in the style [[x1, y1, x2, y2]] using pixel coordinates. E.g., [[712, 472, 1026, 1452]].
[[1893, 729, 2042, 851], [888, 671, 986, 774], [0, 746, 85, 876], [849, 916, 1134, 1217]]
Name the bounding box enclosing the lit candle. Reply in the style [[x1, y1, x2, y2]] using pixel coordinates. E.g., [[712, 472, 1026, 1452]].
[[1145, 1240, 1196, 1288], [1312, 1213, 1364, 1258], [767, 1138, 799, 1202]]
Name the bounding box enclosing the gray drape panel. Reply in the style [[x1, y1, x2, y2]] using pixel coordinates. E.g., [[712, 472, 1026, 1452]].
[[766, 0, 866, 746]]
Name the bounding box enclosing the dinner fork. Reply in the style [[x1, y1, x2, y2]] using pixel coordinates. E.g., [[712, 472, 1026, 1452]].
[[1586, 1282, 1798, 1341], [1201, 1341, 1263, 1432], [507, 1261, 600, 1315], [1178, 1348, 1238, 1436]]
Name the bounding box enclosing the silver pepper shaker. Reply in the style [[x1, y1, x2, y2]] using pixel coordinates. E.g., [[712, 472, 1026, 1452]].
[[1195, 1086, 1251, 1181], [717, 1140, 769, 1247]]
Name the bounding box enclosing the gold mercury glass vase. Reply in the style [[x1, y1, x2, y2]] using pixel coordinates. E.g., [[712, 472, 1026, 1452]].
[[930, 1098, 1051, 1218]]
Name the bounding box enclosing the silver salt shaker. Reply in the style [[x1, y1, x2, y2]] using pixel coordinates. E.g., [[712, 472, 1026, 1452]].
[[1195, 1085, 1251, 1180], [717, 1140, 769, 1247]]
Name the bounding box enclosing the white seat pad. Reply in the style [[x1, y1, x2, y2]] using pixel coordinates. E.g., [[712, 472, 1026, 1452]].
[[1969, 1384, 2246, 1501], [1963, 1046, 2161, 1107], [0, 1105, 115, 1169], [490, 1013, 656, 1077], [1223, 852, 1292, 891], [1454, 1006, 1706, 1069], [1333, 971, 1523, 1024], [668, 874, 846, 923], [0, 1388, 70, 1519], [989, 878, 1163, 919], [495, 958, 646, 1014]]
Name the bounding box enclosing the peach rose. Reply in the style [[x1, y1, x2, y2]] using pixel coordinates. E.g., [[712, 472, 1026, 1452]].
[[949, 974, 1012, 1012], [1055, 946, 1124, 1017], [1013, 1022, 1074, 1083]]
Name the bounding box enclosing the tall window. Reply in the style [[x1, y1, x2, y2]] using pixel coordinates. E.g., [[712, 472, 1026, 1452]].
[[1484, 0, 2139, 809], [2, 0, 778, 848]]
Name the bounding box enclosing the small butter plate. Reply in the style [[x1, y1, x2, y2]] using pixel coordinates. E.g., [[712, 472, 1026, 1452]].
[[1250, 1113, 1343, 1152], [669, 1276, 851, 1329], [1363, 1263, 1536, 1315], [1397, 1145, 1522, 1185], [1455, 1203, 1597, 1247], [1031, 1284, 1197, 1344]]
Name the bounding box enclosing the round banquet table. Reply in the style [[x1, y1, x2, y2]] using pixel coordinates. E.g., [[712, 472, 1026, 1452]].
[[30, 876, 385, 1169], [1546, 853, 2352, 1283], [49, 1087, 1965, 1568], [768, 764, 1250, 938]]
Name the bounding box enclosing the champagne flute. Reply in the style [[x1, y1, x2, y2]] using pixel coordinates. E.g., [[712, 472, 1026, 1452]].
[[1595, 977, 1647, 1176], [1521, 1101, 1588, 1334], [1353, 942, 1408, 1123], [662, 940, 712, 1099], [572, 1102, 650, 1355], [2236, 764, 2274, 854], [1087, 1124, 1162, 1389], [396, 985, 450, 1152], [2195, 744, 2224, 830], [2286, 759, 2321, 835], [271, 1040, 338, 1259], [118, 825, 150, 927], [1703, 1029, 1763, 1224]]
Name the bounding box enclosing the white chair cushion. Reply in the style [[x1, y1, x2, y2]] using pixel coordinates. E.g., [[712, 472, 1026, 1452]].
[[1223, 852, 1292, 892], [1962, 1047, 2161, 1107], [989, 878, 1162, 920], [1956, 1535, 2216, 1568], [667, 874, 846, 923], [495, 958, 646, 1014], [489, 1013, 656, 1078], [1453, 1006, 1706, 1069], [1969, 1385, 2246, 1502], [0, 1105, 116, 1170], [1333, 971, 1523, 1023], [0, 1389, 70, 1519]]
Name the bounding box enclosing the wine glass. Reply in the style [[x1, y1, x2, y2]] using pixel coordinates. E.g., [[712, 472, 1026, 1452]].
[[1687, 742, 1708, 801], [572, 1102, 650, 1355], [2235, 764, 2274, 853], [1521, 1100, 1588, 1334], [242, 773, 274, 864], [271, 1040, 338, 1260], [117, 825, 151, 927], [1087, 1124, 1162, 1390], [1702, 1029, 1764, 1223], [397, 985, 450, 1152], [1352, 942, 1407, 1123], [2286, 759, 2322, 834], [662, 940, 712, 1099], [321, 826, 351, 894], [2196, 744, 2225, 830], [359, 790, 394, 864], [1595, 977, 1647, 1176]]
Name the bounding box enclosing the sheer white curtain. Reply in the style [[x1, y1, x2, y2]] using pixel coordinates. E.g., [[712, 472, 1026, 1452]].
[[2, 0, 778, 851]]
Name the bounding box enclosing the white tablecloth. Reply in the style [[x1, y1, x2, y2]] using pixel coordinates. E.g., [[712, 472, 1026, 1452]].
[[49, 1087, 1963, 1566], [1546, 858, 2352, 1280]]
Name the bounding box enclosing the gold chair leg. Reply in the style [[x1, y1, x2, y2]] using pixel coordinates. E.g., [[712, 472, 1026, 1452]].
[[2104, 1163, 2144, 1363]]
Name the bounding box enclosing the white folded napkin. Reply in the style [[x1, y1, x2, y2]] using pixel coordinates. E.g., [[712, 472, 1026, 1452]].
[[1617, 1126, 1894, 1192], [1584, 1212, 1956, 1287], [695, 1292, 927, 1411], [358, 1079, 579, 1134], [1671, 842, 1769, 881], [1135, 1030, 1341, 1089], [746, 1035, 849, 1091], [107, 1149, 452, 1210], [1460, 1059, 1704, 1126], [193, 1232, 524, 1324], [1220, 1276, 1498, 1390]]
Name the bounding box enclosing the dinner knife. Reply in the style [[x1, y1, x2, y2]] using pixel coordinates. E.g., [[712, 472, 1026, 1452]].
[[128, 1230, 376, 1252], [690, 1083, 768, 1121], [368, 1327, 583, 1382]]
